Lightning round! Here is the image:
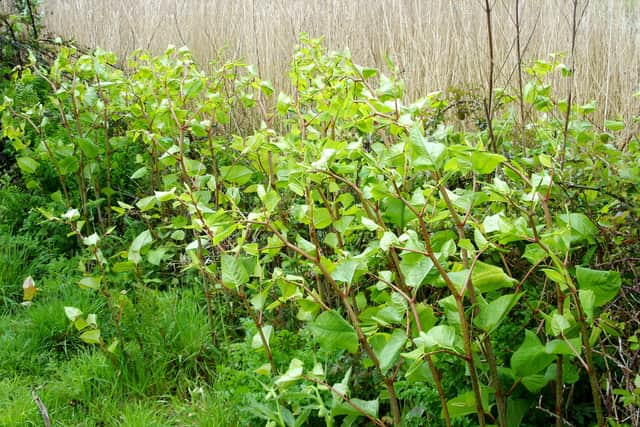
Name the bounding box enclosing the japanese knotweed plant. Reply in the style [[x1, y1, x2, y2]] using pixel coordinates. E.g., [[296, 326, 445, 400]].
[[4, 35, 632, 426], [126, 37, 623, 426]]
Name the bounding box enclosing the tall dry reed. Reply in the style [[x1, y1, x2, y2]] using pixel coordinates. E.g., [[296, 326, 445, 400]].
[[39, 0, 640, 122]]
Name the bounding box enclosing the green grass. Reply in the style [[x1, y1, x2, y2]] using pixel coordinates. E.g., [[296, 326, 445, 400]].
[[0, 237, 250, 426], [0, 234, 51, 312]]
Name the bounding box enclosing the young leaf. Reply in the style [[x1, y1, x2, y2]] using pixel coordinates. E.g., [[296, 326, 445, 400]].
[[22, 276, 37, 302], [252, 325, 273, 350], [274, 358, 304, 387], [78, 276, 101, 290], [79, 329, 101, 344], [64, 306, 83, 322], [82, 233, 100, 246]]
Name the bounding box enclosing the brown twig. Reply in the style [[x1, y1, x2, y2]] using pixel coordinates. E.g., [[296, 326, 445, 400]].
[[31, 389, 51, 427]]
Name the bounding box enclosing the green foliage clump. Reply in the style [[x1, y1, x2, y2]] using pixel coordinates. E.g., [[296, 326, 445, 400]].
[[0, 17, 638, 427]]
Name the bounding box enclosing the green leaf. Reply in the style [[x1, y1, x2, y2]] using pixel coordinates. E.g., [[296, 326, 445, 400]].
[[332, 399, 379, 419], [308, 310, 358, 354], [545, 337, 582, 356], [251, 325, 273, 350], [184, 158, 205, 176], [373, 330, 407, 373], [506, 398, 530, 427], [107, 339, 119, 354], [79, 329, 101, 344], [382, 198, 416, 228], [170, 230, 186, 241], [407, 125, 446, 170], [474, 293, 522, 334], [17, 156, 39, 174], [77, 137, 100, 158], [130, 166, 148, 179], [511, 330, 555, 377], [155, 188, 176, 202], [112, 261, 135, 273], [471, 150, 506, 174], [541, 268, 568, 289], [411, 304, 437, 336], [136, 195, 157, 212], [445, 388, 491, 419], [604, 120, 625, 132], [274, 358, 304, 387], [221, 253, 249, 288], [379, 231, 399, 252], [78, 276, 101, 290], [331, 259, 360, 285], [559, 213, 597, 243], [277, 92, 292, 115], [471, 262, 515, 293], [576, 266, 621, 307], [220, 165, 254, 185], [312, 207, 333, 229], [579, 289, 596, 324], [128, 230, 153, 264], [64, 306, 83, 322], [521, 374, 550, 393], [130, 230, 153, 252], [258, 187, 280, 212], [356, 64, 378, 79], [82, 233, 99, 246], [361, 216, 379, 231], [399, 256, 434, 288], [523, 244, 547, 264], [550, 312, 572, 335], [147, 247, 169, 266], [211, 223, 237, 245], [415, 325, 458, 351], [58, 156, 78, 174]]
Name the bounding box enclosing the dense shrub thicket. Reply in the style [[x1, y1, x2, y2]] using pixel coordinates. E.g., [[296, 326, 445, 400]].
[[1, 2, 638, 426]]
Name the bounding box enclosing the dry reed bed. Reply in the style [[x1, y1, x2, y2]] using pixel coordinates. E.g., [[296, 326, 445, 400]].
[[32, 1, 640, 122]]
